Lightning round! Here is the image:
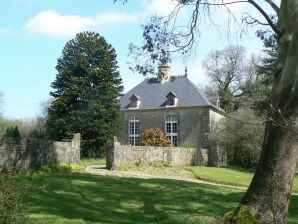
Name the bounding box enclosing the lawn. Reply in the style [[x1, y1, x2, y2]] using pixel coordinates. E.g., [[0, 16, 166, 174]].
[[187, 166, 298, 193], [17, 172, 298, 224], [80, 157, 106, 166]]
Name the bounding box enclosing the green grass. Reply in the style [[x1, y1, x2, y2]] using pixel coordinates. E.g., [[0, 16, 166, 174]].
[[16, 172, 298, 224], [80, 157, 106, 166], [187, 166, 298, 193]]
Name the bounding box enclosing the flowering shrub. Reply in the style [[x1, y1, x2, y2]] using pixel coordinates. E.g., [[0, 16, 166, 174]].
[[141, 128, 170, 147]]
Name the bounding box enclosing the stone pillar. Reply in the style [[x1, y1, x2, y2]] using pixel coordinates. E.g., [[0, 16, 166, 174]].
[[71, 133, 81, 163], [208, 145, 226, 167], [106, 136, 118, 170]]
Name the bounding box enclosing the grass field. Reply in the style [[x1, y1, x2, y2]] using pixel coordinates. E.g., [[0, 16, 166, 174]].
[[187, 166, 298, 193], [80, 157, 106, 166], [16, 172, 298, 224]]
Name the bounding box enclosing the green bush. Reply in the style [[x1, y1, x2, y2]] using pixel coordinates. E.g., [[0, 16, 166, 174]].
[[141, 128, 170, 147], [0, 170, 27, 224]]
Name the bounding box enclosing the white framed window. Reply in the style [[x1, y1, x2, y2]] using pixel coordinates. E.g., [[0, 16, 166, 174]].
[[166, 92, 177, 107], [129, 116, 140, 146], [129, 94, 141, 109], [165, 114, 178, 146], [130, 100, 138, 108], [167, 95, 175, 106]]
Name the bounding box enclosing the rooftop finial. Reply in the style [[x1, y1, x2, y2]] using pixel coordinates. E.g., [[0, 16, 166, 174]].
[[184, 66, 188, 77]]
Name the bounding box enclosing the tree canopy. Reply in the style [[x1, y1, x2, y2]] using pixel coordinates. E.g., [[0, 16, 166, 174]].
[[203, 45, 258, 112], [46, 31, 123, 156]]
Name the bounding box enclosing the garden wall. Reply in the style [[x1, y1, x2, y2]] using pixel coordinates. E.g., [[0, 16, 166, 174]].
[[107, 137, 209, 169], [0, 133, 80, 170]]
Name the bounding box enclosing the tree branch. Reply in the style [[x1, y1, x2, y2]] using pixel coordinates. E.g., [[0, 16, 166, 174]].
[[264, 0, 280, 14], [247, 0, 281, 36]]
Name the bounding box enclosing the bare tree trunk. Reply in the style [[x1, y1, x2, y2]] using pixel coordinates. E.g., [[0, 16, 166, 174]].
[[227, 1, 298, 223]]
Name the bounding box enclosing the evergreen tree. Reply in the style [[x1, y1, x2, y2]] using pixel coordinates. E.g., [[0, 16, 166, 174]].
[[5, 126, 20, 138], [46, 31, 123, 156], [251, 50, 277, 116]]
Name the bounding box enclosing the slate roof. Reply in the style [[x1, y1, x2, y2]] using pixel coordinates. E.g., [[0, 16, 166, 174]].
[[120, 76, 215, 110]]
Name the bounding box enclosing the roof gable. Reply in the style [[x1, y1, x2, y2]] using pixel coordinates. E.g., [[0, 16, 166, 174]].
[[166, 91, 177, 98], [129, 94, 141, 101]]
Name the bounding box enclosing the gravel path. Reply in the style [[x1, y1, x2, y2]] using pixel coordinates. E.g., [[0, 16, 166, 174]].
[[84, 165, 298, 196], [85, 165, 247, 190]]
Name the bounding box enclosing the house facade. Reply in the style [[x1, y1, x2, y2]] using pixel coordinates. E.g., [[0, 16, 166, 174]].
[[119, 64, 224, 152]]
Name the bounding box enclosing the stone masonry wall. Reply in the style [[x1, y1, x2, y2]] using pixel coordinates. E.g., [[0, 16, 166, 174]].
[[0, 133, 80, 170], [107, 137, 208, 170], [120, 106, 226, 167], [120, 107, 210, 149]]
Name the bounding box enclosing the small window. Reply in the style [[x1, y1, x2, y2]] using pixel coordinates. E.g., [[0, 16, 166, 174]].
[[130, 100, 137, 108], [167, 95, 175, 106], [166, 92, 177, 107], [129, 94, 141, 109]]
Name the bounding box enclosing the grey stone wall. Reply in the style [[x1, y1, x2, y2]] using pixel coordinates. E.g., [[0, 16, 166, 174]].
[[0, 134, 80, 170], [106, 138, 208, 169]]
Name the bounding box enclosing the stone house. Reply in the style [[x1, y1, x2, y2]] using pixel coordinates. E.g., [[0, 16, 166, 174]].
[[119, 64, 224, 156]]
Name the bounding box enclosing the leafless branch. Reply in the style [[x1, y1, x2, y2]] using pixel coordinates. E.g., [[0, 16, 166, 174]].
[[242, 13, 270, 26], [247, 0, 281, 36]]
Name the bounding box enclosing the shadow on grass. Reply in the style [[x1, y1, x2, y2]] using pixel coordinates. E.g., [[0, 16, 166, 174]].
[[17, 173, 298, 224]]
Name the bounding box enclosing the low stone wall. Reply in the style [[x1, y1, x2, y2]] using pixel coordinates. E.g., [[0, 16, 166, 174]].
[[107, 138, 208, 169], [0, 134, 80, 170]]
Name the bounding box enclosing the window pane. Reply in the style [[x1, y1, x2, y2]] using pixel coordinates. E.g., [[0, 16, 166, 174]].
[[129, 122, 134, 134], [173, 136, 178, 147], [129, 137, 134, 145], [135, 137, 140, 146], [171, 115, 177, 121], [129, 117, 140, 146], [166, 123, 171, 133], [172, 122, 177, 133], [135, 121, 140, 134], [167, 96, 174, 106], [165, 115, 171, 121]]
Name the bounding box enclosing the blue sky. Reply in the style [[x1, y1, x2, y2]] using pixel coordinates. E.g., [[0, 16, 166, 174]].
[[0, 0, 276, 119]]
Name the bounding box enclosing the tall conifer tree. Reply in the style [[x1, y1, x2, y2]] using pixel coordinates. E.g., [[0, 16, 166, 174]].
[[46, 31, 123, 156]]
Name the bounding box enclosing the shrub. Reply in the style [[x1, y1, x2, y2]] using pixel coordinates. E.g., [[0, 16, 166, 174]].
[[141, 128, 170, 147], [0, 170, 27, 224]]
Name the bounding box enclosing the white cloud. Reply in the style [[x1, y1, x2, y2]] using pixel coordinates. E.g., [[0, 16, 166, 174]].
[[24, 10, 140, 38], [0, 27, 18, 35], [144, 0, 178, 16]]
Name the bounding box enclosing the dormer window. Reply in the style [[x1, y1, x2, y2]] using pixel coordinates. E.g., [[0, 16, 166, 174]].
[[166, 92, 177, 107], [129, 94, 141, 109]]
